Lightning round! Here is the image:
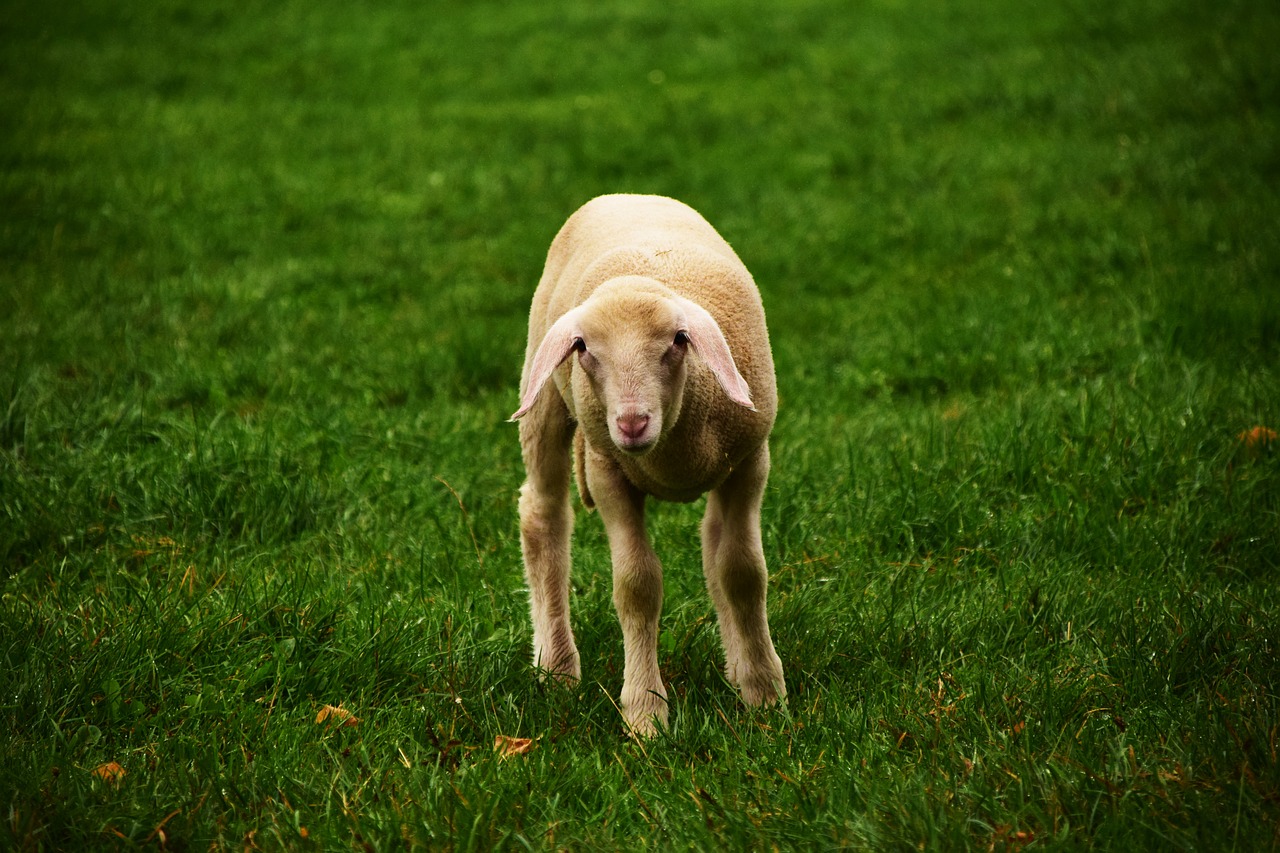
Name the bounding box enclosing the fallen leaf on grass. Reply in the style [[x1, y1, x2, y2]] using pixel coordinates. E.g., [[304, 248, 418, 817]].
[[129, 535, 183, 560], [990, 824, 1037, 850], [92, 762, 126, 784], [315, 704, 360, 727], [1238, 426, 1277, 456], [494, 735, 535, 759]]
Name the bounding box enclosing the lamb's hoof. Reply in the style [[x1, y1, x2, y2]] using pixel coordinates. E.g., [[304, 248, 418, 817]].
[[537, 666, 581, 688], [622, 688, 668, 739], [732, 657, 787, 707], [533, 645, 581, 685], [741, 678, 787, 708]]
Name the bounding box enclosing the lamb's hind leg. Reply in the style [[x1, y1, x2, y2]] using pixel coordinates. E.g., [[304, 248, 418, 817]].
[[518, 397, 579, 681], [702, 443, 786, 706]]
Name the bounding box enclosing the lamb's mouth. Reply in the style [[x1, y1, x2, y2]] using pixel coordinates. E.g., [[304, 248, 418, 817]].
[[615, 435, 657, 456]]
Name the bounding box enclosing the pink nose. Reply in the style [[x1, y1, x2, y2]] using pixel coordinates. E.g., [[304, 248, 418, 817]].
[[616, 413, 650, 443]]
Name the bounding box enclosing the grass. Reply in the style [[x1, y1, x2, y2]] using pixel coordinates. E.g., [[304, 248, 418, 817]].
[[2, 0, 1278, 848]]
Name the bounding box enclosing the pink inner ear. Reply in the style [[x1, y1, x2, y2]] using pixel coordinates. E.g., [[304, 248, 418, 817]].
[[510, 308, 584, 421], [675, 297, 754, 410]]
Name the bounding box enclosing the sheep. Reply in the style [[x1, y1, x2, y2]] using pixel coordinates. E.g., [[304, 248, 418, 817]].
[[511, 193, 786, 736]]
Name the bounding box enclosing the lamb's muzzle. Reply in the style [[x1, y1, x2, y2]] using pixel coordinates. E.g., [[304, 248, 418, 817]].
[[614, 409, 652, 450]]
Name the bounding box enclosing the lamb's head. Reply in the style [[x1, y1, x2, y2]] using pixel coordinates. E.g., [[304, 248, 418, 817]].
[[511, 277, 755, 456]]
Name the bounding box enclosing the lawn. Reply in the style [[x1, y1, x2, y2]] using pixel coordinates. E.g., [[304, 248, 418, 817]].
[[2, 0, 1278, 848]]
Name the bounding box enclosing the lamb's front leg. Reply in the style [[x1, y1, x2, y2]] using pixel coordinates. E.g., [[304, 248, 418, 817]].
[[702, 443, 786, 707], [518, 400, 579, 681], [586, 449, 667, 736]]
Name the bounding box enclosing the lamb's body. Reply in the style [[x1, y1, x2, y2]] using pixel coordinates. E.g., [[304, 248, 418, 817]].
[[514, 194, 786, 735]]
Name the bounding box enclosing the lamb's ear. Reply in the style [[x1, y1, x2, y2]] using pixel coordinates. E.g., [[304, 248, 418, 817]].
[[510, 307, 587, 421], [673, 297, 755, 410]]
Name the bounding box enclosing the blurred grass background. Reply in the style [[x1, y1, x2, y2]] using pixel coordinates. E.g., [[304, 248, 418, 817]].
[[2, 0, 1278, 848]]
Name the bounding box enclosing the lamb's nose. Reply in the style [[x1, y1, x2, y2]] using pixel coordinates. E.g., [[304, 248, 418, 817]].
[[616, 413, 650, 442]]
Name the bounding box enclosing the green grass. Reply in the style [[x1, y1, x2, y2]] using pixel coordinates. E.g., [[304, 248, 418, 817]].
[[3, 0, 1278, 848]]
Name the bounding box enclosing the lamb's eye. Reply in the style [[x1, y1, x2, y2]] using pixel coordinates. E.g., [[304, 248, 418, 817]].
[[673, 330, 690, 347]]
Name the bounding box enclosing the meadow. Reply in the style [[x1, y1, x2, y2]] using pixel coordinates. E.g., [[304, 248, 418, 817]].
[[2, 0, 1278, 848]]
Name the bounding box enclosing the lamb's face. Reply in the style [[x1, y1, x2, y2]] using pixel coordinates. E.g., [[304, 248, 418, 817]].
[[511, 278, 753, 441], [573, 297, 690, 456]]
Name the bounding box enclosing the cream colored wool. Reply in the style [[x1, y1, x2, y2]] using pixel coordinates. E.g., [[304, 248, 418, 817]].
[[512, 194, 786, 736]]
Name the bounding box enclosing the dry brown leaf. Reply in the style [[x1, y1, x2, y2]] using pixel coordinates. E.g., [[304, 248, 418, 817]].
[[1239, 426, 1277, 456], [92, 761, 126, 784], [1240, 425, 1277, 446], [129, 535, 183, 559], [315, 704, 360, 727], [494, 735, 535, 759]]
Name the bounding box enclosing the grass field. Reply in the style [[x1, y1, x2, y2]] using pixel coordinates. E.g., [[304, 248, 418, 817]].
[[3, 0, 1279, 848]]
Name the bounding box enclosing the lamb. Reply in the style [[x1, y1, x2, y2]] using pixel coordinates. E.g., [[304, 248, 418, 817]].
[[511, 193, 787, 736]]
